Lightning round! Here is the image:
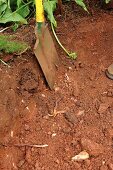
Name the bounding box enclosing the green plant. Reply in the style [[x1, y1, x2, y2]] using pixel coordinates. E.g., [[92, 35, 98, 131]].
[[0, 0, 33, 24], [0, 35, 29, 53], [0, 0, 87, 25], [44, 0, 88, 27], [44, 0, 88, 59], [0, 0, 88, 59]]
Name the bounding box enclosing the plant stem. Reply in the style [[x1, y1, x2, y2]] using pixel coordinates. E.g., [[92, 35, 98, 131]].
[[8, 0, 10, 9], [51, 23, 70, 56], [51, 23, 77, 59]]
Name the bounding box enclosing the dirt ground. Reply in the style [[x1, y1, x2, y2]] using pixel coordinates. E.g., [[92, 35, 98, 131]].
[[0, 4, 113, 170]]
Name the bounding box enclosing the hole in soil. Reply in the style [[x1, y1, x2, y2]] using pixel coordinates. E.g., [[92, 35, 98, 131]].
[[18, 68, 39, 94]]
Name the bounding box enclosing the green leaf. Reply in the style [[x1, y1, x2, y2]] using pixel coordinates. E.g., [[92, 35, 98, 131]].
[[75, 0, 88, 12], [0, 0, 33, 24], [0, 35, 29, 54], [0, 0, 7, 5], [12, 23, 19, 31], [0, 0, 7, 16], [17, 0, 22, 7], [44, 0, 57, 27], [17, 0, 30, 18], [18, 6, 30, 18], [0, 7, 27, 24]]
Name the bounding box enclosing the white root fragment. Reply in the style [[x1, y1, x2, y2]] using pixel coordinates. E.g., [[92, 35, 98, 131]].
[[0, 27, 9, 33], [14, 144, 48, 148]]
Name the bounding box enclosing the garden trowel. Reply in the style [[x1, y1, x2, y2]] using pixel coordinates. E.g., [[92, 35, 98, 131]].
[[34, 0, 59, 90]]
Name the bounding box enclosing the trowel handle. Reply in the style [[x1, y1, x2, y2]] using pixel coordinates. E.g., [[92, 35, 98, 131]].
[[35, 0, 45, 23]]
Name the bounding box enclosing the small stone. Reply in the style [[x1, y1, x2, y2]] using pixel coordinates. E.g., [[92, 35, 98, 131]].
[[35, 126, 42, 131], [101, 91, 107, 96], [47, 131, 51, 135], [24, 124, 30, 131], [64, 112, 77, 124], [76, 101, 82, 107], [79, 62, 84, 68], [52, 133, 57, 137], [11, 130, 14, 137], [81, 138, 104, 156], [43, 115, 49, 120], [69, 67, 72, 70], [54, 87, 60, 92], [71, 139, 78, 146], [72, 151, 89, 161], [17, 160, 25, 168], [98, 103, 110, 114], [77, 110, 85, 116], [63, 127, 72, 133], [71, 97, 77, 103], [107, 90, 113, 97], [102, 160, 106, 165], [54, 159, 60, 164], [41, 94, 46, 97]]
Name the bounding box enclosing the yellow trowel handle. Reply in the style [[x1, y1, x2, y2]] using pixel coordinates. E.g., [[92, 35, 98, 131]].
[[35, 0, 45, 23]]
